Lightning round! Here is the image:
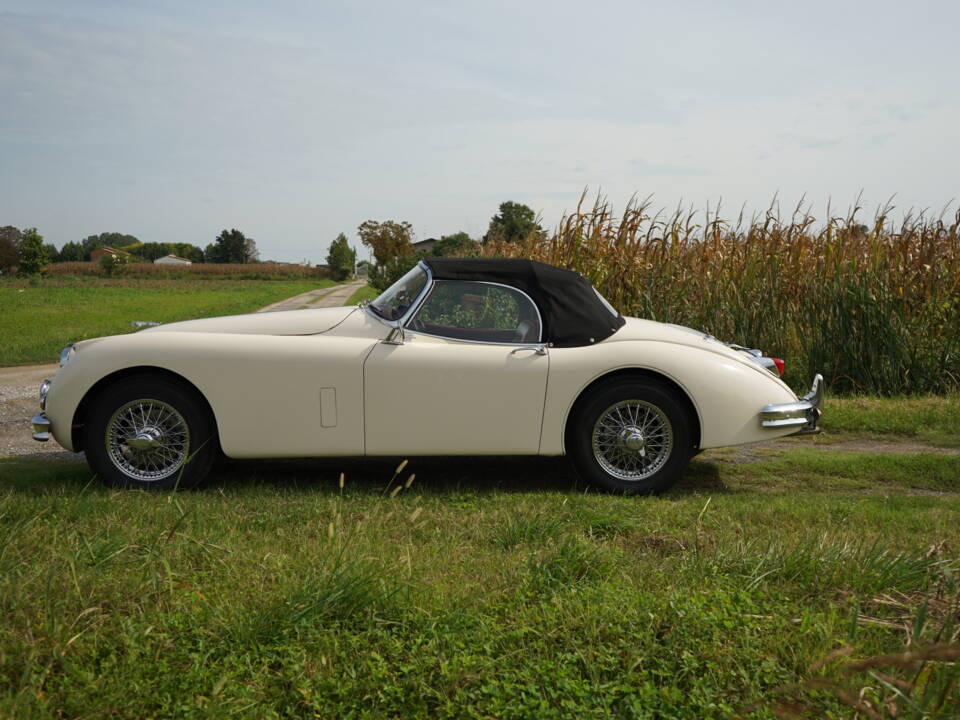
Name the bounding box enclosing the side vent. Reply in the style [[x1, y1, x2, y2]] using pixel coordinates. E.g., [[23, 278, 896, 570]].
[[319, 387, 337, 428]]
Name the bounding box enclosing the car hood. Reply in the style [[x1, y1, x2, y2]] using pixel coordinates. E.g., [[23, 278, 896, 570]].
[[142, 306, 356, 336]]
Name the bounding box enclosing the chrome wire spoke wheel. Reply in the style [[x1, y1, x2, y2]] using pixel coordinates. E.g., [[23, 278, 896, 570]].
[[104, 399, 190, 482], [591, 399, 673, 481]]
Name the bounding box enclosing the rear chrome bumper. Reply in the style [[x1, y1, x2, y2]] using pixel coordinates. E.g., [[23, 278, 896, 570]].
[[760, 374, 823, 435], [32, 412, 51, 442]]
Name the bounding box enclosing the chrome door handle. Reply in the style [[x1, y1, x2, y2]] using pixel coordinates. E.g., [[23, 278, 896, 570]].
[[510, 346, 547, 356]]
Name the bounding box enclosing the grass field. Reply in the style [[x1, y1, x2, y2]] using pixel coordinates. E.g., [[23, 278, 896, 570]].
[[0, 277, 338, 366], [1, 400, 957, 718]]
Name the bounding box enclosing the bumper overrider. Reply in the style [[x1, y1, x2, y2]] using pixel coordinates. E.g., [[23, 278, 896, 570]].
[[760, 374, 823, 435], [32, 378, 52, 442]]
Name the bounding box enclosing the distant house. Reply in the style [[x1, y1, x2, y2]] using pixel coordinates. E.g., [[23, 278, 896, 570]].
[[412, 238, 438, 254], [154, 254, 193, 265], [90, 246, 132, 261]]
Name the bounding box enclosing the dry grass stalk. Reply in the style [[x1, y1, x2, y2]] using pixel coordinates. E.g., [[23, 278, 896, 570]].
[[484, 192, 960, 395]]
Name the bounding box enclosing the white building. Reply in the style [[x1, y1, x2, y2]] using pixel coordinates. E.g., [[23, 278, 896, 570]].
[[154, 254, 192, 265]]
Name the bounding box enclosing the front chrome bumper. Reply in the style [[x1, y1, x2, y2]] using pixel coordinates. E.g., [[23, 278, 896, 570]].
[[32, 412, 51, 442], [760, 374, 823, 435]]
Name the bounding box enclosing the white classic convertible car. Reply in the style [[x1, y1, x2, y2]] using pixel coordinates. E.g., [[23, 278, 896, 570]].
[[32, 258, 822, 493]]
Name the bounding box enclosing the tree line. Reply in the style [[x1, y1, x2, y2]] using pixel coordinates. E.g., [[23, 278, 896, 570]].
[[2, 199, 540, 280], [0, 228, 260, 275]]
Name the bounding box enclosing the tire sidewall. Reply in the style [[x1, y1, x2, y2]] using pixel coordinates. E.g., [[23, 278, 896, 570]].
[[568, 378, 692, 495], [83, 376, 216, 490]]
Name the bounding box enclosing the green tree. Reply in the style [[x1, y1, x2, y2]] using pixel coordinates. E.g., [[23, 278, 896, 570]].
[[57, 240, 85, 262], [433, 231, 479, 257], [136, 242, 170, 262], [0, 226, 22, 272], [18, 228, 48, 276], [172, 243, 204, 263], [326, 233, 356, 281], [80, 232, 140, 260], [485, 201, 541, 244], [357, 220, 414, 265], [207, 229, 257, 263], [368, 253, 423, 293], [244, 236, 260, 263], [99, 249, 130, 276]]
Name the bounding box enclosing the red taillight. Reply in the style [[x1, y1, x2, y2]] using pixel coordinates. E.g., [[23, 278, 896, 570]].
[[772, 357, 785, 376]]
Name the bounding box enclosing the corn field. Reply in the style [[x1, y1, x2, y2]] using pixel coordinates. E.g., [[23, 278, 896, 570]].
[[485, 194, 960, 395]]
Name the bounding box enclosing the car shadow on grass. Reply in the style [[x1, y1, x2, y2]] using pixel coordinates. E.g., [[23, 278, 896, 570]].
[[0, 453, 727, 497], [209, 455, 728, 497]]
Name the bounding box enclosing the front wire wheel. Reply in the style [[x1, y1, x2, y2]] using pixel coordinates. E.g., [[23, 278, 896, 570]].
[[105, 399, 191, 482], [84, 375, 217, 490], [569, 378, 693, 495]]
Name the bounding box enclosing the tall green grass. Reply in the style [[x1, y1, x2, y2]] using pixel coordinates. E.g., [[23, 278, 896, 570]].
[[1, 448, 958, 718], [485, 194, 960, 395]]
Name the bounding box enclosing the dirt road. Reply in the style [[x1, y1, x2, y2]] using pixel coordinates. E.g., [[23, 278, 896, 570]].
[[256, 280, 366, 312]]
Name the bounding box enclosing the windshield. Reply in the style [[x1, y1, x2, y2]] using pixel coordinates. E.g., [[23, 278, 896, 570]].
[[369, 264, 428, 321]]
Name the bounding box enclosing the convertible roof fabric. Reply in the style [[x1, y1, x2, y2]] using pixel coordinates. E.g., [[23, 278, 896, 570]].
[[423, 258, 625, 348]]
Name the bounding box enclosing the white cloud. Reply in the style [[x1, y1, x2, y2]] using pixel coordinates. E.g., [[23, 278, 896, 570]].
[[1, 1, 958, 261]]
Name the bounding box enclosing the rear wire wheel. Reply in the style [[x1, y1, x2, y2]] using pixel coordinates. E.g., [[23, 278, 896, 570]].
[[568, 377, 693, 495]]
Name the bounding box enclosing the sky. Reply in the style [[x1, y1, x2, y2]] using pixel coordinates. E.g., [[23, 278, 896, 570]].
[[1, 0, 958, 262]]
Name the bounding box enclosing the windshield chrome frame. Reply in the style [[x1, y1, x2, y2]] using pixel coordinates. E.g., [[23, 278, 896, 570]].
[[363, 261, 433, 329], [402, 279, 546, 347]]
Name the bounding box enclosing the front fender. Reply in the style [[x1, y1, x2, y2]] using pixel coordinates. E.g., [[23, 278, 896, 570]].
[[44, 331, 374, 457]]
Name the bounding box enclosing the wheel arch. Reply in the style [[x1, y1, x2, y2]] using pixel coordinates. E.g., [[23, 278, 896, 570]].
[[70, 365, 218, 452], [563, 368, 702, 453]]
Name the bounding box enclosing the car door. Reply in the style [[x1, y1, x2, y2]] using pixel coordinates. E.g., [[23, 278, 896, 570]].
[[363, 280, 549, 455]]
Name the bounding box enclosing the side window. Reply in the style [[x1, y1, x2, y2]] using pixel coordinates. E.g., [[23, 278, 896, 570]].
[[408, 281, 542, 343]]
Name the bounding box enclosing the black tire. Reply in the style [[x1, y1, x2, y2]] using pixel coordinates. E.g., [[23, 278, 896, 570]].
[[567, 377, 693, 495], [82, 374, 218, 491]]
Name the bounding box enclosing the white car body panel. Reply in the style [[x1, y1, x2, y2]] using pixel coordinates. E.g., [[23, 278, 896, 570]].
[[364, 332, 549, 455], [41, 301, 811, 459], [46, 310, 377, 457]]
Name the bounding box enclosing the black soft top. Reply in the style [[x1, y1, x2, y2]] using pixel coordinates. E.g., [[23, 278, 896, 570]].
[[423, 258, 625, 348]]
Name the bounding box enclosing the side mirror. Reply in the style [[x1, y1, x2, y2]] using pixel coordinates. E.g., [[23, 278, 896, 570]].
[[382, 325, 405, 346]]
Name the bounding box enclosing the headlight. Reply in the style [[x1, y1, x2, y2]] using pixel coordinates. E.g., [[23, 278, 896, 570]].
[[59, 343, 76, 367]]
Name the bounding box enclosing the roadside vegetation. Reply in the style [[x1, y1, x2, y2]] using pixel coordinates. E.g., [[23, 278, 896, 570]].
[[824, 396, 960, 448], [0, 277, 337, 365], [1, 401, 957, 719]]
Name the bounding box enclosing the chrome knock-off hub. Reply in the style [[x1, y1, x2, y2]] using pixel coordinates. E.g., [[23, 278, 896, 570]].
[[591, 400, 674, 481], [105, 399, 190, 481], [618, 426, 646, 455]]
